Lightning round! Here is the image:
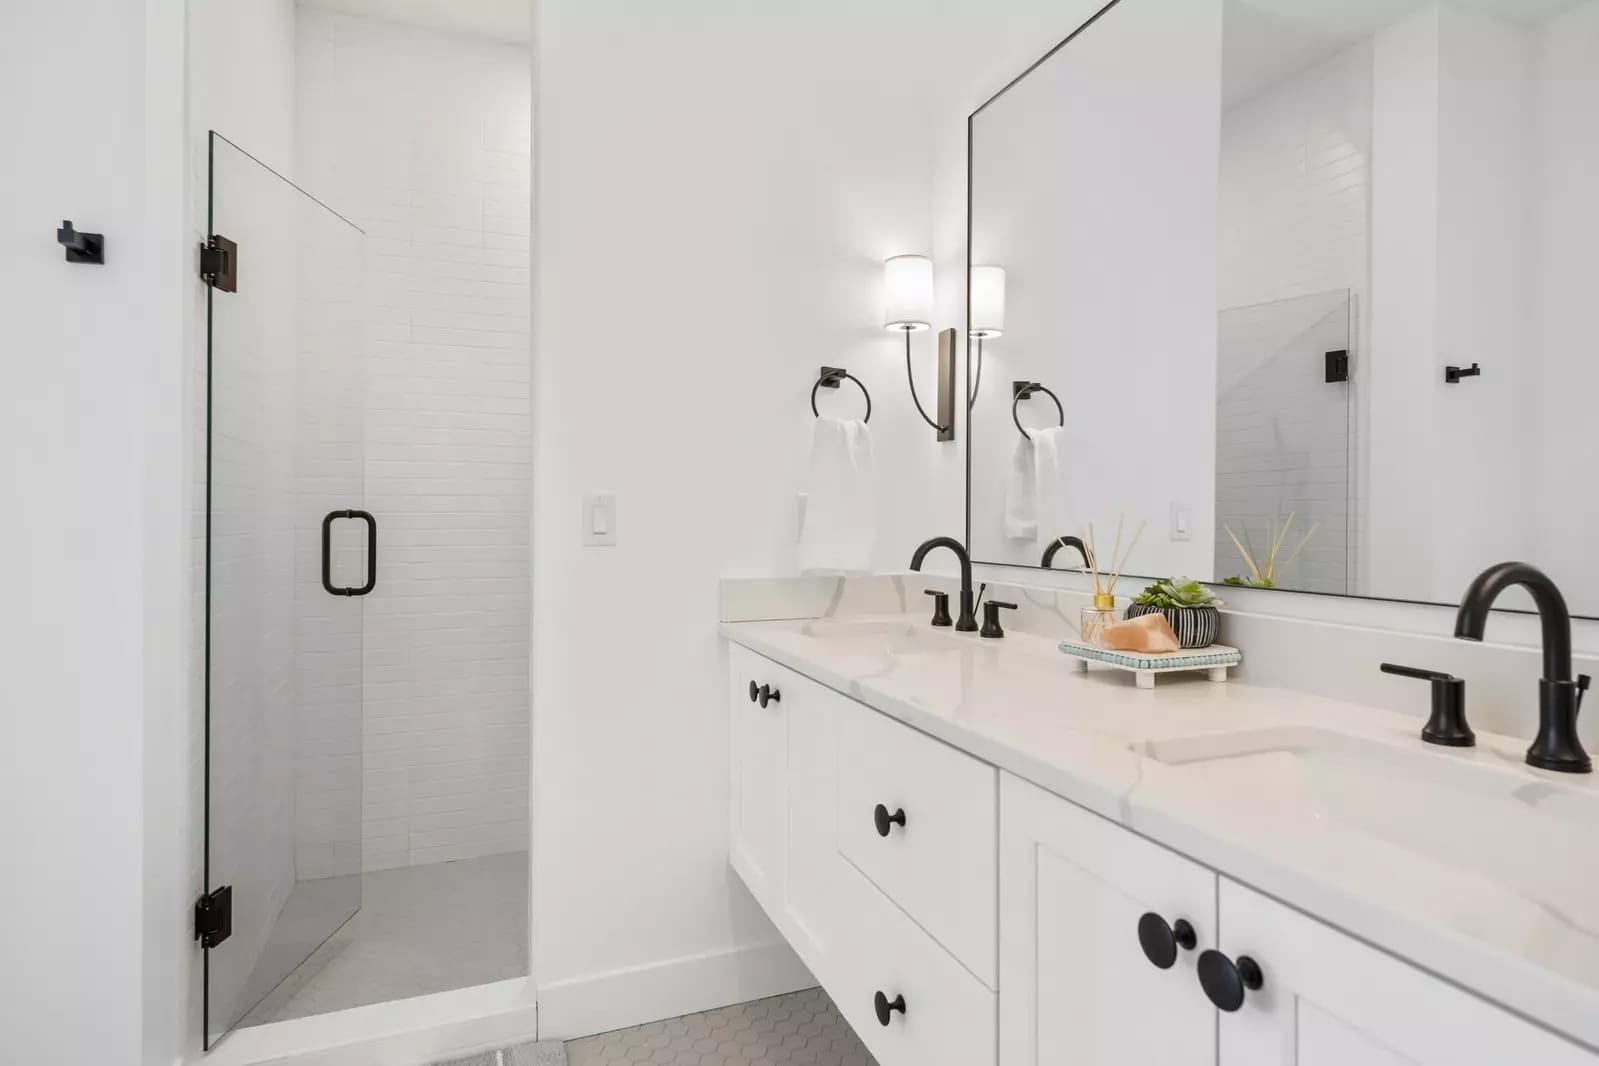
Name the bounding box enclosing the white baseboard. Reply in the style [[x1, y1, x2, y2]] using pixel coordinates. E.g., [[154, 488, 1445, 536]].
[[201, 978, 538, 1066], [534, 940, 816, 1042]]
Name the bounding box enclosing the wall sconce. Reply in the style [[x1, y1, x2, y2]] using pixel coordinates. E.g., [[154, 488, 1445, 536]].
[[883, 254, 954, 442], [969, 264, 1005, 407]]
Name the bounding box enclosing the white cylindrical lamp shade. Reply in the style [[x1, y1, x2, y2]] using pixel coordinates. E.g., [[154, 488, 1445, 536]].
[[882, 254, 934, 332], [970, 264, 1006, 339]]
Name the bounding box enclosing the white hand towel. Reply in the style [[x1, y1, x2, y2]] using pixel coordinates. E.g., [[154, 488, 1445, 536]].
[[1030, 426, 1071, 552], [1004, 435, 1038, 540], [800, 416, 876, 574]]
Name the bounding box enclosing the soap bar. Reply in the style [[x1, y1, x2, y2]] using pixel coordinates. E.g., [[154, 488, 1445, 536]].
[[1101, 612, 1180, 653]]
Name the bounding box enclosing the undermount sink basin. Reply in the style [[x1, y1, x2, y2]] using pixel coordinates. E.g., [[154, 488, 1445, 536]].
[[1140, 726, 1599, 924], [797, 619, 972, 657]]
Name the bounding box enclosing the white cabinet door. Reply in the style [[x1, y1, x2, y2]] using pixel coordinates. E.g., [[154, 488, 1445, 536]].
[[1000, 774, 1218, 1066], [728, 645, 788, 909], [1216, 879, 1596, 1066]]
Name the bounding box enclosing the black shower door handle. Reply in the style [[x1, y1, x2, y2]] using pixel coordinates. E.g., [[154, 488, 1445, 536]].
[[321, 509, 377, 596]]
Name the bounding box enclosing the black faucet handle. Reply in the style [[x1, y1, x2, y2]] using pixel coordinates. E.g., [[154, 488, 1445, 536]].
[[980, 600, 1019, 639], [1381, 663, 1474, 747], [924, 589, 952, 627], [1578, 674, 1591, 716], [1380, 663, 1454, 683]]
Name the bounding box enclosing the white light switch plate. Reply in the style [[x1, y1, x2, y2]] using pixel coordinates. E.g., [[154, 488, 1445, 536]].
[[583, 493, 618, 546], [1170, 502, 1192, 542]]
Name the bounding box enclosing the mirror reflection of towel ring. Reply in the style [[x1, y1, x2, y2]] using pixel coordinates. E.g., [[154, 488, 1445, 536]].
[[1013, 381, 1063, 437], [812, 366, 872, 423]]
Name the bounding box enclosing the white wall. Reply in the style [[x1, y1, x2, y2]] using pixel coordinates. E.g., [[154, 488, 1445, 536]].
[[0, 2, 188, 1064], [295, 9, 534, 875], [531, 0, 944, 1036], [965, 0, 1223, 578], [1369, 3, 1543, 608]]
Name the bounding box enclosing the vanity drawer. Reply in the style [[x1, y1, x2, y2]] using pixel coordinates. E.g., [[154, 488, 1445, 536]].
[[837, 698, 998, 987], [828, 855, 997, 1066]]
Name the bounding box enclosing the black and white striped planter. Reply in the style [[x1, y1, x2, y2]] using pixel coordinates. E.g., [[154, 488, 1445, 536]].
[[1123, 604, 1219, 649]]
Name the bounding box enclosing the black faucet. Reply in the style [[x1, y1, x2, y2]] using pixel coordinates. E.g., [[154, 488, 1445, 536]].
[[910, 536, 979, 632], [1041, 535, 1090, 570], [1454, 562, 1591, 773]]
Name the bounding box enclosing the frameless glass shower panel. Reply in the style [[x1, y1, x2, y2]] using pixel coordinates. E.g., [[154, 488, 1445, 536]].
[[1214, 289, 1353, 593], [203, 132, 367, 1047]]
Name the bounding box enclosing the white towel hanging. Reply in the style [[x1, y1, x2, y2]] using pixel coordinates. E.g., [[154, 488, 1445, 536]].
[[799, 416, 876, 574]]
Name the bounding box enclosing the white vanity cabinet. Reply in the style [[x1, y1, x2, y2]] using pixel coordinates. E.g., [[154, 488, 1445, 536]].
[[726, 639, 1599, 1066], [998, 774, 1596, 1066], [727, 646, 998, 1066]]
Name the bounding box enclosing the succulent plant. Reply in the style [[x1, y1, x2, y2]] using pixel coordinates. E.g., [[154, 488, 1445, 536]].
[[1132, 577, 1219, 610]]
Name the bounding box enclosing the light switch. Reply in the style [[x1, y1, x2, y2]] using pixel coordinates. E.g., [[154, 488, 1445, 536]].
[[583, 493, 617, 546], [1170, 503, 1191, 542]]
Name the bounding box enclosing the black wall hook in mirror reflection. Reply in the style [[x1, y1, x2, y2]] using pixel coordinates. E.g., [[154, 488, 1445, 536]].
[[1012, 381, 1064, 437], [56, 220, 105, 265], [1445, 362, 1482, 384], [812, 366, 872, 423]]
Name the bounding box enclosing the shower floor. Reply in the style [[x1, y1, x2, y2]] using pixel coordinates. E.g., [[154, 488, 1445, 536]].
[[242, 851, 529, 1027]]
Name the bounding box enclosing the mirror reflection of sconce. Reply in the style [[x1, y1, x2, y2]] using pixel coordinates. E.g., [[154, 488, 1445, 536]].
[[883, 255, 955, 442], [969, 265, 1006, 408]]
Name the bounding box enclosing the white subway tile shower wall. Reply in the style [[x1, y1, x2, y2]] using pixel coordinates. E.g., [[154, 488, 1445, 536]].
[[296, 10, 532, 874], [1215, 41, 1371, 595]]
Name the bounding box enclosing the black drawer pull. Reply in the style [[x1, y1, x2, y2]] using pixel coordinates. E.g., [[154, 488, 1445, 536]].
[[873, 803, 907, 837], [1137, 913, 1197, 970], [873, 991, 906, 1026], [1197, 950, 1264, 1012]]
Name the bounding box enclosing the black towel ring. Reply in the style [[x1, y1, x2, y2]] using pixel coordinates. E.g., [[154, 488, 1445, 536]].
[[1013, 381, 1064, 437], [812, 366, 872, 423]]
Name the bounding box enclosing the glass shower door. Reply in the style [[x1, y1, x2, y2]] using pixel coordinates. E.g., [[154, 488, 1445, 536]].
[[1214, 289, 1354, 594], [202, 131, 368, 1047]]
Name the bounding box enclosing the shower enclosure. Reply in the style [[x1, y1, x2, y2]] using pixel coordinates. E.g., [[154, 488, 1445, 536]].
[[199, 131, 369, 1047]]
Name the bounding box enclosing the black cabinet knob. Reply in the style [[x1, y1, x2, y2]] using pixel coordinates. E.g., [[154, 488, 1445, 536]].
[[757, 683, 781, 708], [1137, 912, 1197, 970], [873, 990, 906, 1026], [748, 680, 759, 704], [1197, 949, 1264, 1012], [873, 803, 907, 837]]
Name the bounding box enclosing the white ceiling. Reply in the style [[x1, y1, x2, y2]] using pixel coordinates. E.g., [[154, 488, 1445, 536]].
[[297, 0, 531, 44], [1223, 0, 1586, 106]]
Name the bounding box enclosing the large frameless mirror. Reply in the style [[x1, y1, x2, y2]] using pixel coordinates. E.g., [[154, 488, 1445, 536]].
[[966, 0, 1599, 617]]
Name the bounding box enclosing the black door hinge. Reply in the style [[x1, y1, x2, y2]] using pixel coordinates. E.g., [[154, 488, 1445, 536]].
[[194, 885, 233, 948], [199, 234, 238, 293], [1325, 349, 1349, 383]]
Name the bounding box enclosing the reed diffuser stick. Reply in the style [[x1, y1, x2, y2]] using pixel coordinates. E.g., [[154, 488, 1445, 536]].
[[1106, 518, 1146, 598]]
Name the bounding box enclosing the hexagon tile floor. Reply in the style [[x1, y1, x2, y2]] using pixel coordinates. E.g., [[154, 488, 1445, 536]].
[[565, 987, 878, 1066]]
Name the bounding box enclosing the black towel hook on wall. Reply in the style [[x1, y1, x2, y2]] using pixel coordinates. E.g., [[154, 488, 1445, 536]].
[[1012, 380, 1064, 437], [812, 366, 872, 423], [57, 220, 105, 265]]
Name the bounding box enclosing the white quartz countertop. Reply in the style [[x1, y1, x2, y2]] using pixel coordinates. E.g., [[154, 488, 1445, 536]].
[[721, 613, 1599, 1052]]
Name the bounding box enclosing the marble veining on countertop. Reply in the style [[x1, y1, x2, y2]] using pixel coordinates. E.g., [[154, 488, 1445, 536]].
[[720, 611, 1599, 1052]]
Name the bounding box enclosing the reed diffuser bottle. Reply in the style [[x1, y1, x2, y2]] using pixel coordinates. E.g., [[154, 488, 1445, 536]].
[[1077, 517, 1145, 647]]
